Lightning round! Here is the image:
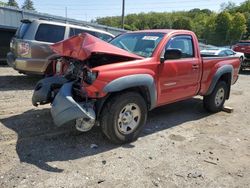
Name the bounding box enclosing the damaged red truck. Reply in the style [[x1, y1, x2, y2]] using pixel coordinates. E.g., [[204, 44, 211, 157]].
[[32, 30, 240, 143]]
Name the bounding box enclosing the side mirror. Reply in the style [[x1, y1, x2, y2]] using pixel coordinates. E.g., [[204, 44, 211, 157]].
[[161, 49, 182, 63]]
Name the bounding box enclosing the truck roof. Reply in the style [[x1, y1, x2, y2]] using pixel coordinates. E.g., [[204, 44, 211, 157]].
[[127, 29, 194, 34]]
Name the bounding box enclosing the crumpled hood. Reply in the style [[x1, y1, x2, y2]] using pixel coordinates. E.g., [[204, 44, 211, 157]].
[[50, 33, 143, 61]]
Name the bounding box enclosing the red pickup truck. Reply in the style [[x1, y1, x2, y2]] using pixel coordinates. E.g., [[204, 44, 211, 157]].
[[32, 30, 240, 143]]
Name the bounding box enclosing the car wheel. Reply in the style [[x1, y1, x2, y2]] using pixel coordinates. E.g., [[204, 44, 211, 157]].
[[203, 81, 228, 113], [100, 92, 147, 144]]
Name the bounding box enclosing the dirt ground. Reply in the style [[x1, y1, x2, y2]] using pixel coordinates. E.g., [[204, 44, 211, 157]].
[[0, 65, 249, 188]]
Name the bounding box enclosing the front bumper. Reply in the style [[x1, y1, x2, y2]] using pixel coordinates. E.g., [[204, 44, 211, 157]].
[[51, 82, 96, 127], [32, 76, 68, 106]]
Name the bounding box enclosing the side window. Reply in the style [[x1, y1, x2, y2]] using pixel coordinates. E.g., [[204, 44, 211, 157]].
[[35, 24, 65, 43], [226, 50, 234, 55], [219, 51, 227, 56], [166, 35, 194, 58], [95, 32, 114, 42], [69, 28, 96, 37]]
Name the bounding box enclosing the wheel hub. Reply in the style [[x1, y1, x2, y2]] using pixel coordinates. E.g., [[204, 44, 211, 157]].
[[118, 103, 141, 135], [75, 118, 95, 132], [122, 111, 133, 124], [215, 88, 225, 107]]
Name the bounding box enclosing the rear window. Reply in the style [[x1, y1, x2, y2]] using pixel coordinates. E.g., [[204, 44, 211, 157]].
[[15, 23, 30, 39], [35, 24, 65, 43], [69, 28, 96, 37], [237, 42, 250, 46]]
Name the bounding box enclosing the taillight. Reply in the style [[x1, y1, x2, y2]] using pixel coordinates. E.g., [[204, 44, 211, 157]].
[[10, 39, 13, 49], [17, 42, 30, 57]]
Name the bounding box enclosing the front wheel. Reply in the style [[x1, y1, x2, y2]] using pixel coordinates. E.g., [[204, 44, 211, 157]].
[[203, 81, 228, 113], [100, 92, 147, 144]]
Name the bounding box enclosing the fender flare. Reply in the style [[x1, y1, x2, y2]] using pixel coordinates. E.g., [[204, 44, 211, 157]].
[[103, 74, 157, 110], [205, 65, 233, 96]]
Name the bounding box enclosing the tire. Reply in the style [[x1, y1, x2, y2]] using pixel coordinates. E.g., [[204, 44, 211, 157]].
[[240, 56, 244, 63], [100, 92, 147, 144], [203, 81, 228, 113], [239, 57, 244, 72]]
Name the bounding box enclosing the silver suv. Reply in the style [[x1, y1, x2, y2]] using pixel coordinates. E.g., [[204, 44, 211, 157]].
[[7, 19, 115, 75]]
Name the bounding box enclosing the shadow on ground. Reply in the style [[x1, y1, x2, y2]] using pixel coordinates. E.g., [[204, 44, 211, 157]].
[[239, 69, 250, 75], [0, 98, 210, 173], [0, 75, 41, 91]]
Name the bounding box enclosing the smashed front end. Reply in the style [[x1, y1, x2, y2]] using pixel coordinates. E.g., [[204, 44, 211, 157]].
[[32, 57, 98, 131], [32, 33, 142, 131]]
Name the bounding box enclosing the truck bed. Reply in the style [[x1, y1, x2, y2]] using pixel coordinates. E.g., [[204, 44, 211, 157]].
[[200, 56, 240, 95]]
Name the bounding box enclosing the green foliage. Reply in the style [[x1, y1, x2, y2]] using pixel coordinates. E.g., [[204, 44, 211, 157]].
[[214, 11, 232, 45], [245, 17, 250, 39], [96, 0, 250, 45], [220, 1, 236, 12], [22, 0, 35, 10], [7, 0, 18, 8], [172, 17, 193, 30], [229, 13, 247, 42], [0, 1, 7, 6]]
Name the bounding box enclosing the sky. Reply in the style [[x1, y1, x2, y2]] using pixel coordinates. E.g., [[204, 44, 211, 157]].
[[3, 0, 247, 21]]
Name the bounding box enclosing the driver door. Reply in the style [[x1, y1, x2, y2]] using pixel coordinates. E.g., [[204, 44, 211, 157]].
[[157, 35, 201, 105]]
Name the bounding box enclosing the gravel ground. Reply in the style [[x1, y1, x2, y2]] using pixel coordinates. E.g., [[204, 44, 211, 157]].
[[0, 66, 250, 188]]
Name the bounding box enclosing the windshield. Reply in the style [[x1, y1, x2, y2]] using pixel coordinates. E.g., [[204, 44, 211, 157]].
[[110, 32, 164, 57]]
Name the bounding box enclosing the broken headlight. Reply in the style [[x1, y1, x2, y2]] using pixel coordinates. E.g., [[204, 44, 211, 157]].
[[83, 69, 98, 85]]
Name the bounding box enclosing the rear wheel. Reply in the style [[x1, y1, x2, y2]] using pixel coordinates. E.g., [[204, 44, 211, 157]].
[[100, 92, 147, 144], [203, 81, 228, 113]]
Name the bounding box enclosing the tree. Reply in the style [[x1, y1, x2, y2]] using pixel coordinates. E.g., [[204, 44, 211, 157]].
[[22, 0, 35, 10], [229, 13, 247, 43], [220, 1, 236, 12], [95, 0, 250, 45], [203, 14, 217, 44], [215, 11, 232, 45], [0, 1, 7, 6], [172, 17, 193, 30], [7, 0, 19, 8], [235, 0, 250, 13]]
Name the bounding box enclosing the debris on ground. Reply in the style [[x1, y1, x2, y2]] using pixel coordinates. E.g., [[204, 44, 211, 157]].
[[187, 171, 203, 178], [204, 160, 217, 165], [222, 106, 234, 113]]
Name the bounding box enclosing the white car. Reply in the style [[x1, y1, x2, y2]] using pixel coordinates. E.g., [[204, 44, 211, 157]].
[[201, 48, 245, 63]]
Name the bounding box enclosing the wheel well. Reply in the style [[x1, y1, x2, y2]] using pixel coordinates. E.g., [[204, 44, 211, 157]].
[[44, 61, 53, 76], [95, 86, 151, 120], [218, 73, 231, 99]]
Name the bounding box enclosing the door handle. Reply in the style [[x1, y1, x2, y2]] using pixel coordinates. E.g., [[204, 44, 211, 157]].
[[192, 64, 199, 69]]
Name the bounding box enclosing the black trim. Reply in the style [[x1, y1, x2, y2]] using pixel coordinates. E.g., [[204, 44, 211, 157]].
[[103, 74, 157, 110], [205, 65, 233, 96]]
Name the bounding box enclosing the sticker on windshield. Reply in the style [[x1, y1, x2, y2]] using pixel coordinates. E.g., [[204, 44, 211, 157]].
[[142, 36, 159, 40]]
